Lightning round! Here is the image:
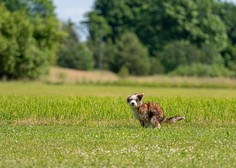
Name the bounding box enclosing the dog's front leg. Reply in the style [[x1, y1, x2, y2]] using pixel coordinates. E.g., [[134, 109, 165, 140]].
[[139, 120, 145, 127]]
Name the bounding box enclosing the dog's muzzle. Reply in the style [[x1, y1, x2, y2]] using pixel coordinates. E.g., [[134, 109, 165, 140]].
[[129, 100, 138, 107]]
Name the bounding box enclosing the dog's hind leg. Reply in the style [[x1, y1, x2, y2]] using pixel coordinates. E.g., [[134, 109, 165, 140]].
[[150, 116, 161, 128]]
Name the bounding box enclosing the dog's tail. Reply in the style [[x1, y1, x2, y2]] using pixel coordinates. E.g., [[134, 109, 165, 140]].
[[164, 116, 185, 124]]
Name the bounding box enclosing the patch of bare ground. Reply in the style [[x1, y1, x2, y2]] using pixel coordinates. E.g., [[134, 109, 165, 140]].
[[125, 75, 236, 88], [45, 67, 236, 88], [47, 67, 119, 84]]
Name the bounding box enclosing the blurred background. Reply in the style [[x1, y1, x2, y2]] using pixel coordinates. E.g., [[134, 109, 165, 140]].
[[0, 0, 236, 83]]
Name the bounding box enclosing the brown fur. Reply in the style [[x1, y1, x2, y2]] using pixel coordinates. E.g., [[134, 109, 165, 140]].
[[127, 93, 184, 128]]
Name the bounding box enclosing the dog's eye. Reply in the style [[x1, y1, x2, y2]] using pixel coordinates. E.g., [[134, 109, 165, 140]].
[[127, 98, 131, 103], [129, 98, 135, 103]]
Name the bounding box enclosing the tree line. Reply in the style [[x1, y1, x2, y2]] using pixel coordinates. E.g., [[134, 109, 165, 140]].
[[0, 0, 236, 79], [85, 0, 236, 77]]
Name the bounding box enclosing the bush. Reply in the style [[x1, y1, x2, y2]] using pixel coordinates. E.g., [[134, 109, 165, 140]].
[[58, 43, 94, 71], [221, 44, 236, 71], [149, 57, 165, 75], [169, 63, 235, 77], [118, 65, 129, 78], [159, 40, 203, 72], [114, 32, 150, 76]]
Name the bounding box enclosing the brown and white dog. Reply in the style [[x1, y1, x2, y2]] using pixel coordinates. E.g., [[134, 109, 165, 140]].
[[127, 93, 184, 128]]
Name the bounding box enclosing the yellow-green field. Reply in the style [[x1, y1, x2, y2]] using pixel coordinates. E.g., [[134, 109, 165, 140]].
[[0, 82, 235, 167], [1, 82, 236, 98]]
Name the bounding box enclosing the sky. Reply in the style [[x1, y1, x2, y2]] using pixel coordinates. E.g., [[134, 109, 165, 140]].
[[53, 0, 95, 24]]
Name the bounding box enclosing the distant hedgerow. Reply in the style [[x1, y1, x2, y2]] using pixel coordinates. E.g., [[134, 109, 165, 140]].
[[169, 63, 235, 77]]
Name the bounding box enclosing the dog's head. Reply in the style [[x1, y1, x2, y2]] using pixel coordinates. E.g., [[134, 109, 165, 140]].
[[127, 93, 144, 108]]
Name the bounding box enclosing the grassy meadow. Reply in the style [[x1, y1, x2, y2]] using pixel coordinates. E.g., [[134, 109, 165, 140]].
[[0, 81, 235, 167]]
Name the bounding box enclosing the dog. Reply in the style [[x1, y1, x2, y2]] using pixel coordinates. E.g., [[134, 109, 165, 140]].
[[127, 93, 184, 128]]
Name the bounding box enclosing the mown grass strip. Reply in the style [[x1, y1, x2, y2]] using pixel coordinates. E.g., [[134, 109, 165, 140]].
[[1, 82, 236, 98], [0, 125, 235, 167]]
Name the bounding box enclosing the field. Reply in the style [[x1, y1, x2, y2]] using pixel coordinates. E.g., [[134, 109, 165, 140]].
[[0, 82, 236, 167]]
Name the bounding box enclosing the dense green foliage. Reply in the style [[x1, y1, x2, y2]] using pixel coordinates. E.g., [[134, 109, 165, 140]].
[[214, 2, 236, 71], [57, 21, 94, 70], [170, 63, 235, 77], [103, 32, 150, 75], [86, 0, 236, 76], [0, 0, 63, 79]]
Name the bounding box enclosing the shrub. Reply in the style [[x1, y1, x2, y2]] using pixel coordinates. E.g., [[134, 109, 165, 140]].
[[149, 57, 165, 75], [159, 40, 203, 72], [107, 32, 150, 76], [169, 63, 235, 77], [58, 43, 94, 70], [118, 65, 129, 78]]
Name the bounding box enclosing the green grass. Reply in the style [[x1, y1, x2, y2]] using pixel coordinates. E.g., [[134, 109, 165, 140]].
[[0, 125, 235, 167], [0, 82, 236, 167], [1, 82, 236, 98], [0, 96, 235, 125]]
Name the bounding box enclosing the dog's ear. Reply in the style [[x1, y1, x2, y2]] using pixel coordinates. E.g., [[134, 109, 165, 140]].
[[137, 93, 144, 101], [126, 95, 131, 103]]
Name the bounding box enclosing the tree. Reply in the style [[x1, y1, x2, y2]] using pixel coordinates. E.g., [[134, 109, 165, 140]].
[[0, 5, 48, 79], [85, 11, 111, 69], [136, 0, 227, 55], [0, 0, 63, 79], [1, 0, 63, 64], [214, 1, 236, 45], [109, 32, 150, 76], [213, 1, 236, 71], [0, 0, 27, 12], [88, 0, 144, 42], [87, 0, 228, 61], [0, 0, 56, 17], [57, 21, 94, 70]]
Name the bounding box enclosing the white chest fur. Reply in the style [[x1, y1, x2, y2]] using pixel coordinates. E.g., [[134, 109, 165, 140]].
[[130, 107, 142, 120]]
